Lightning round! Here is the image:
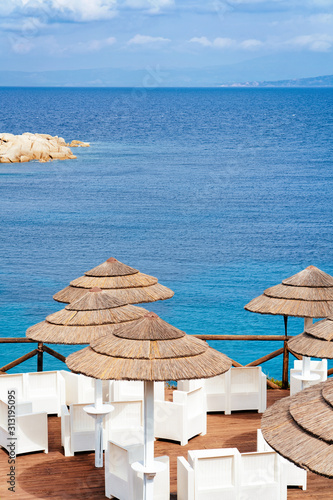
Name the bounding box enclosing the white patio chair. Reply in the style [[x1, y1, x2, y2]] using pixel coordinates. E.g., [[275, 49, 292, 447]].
[[257, 429, 307, 490], [178, 373, 231, 413], [155, 387, 206, 446], [105, 439, 169, 500], [60, 370, 96, 405], [0, 399, 48, 455], [25, 371, 65, 416], [104, 400, 143, 446], [290, 359, 327, 395], [177, 447, 240, 500], [0, 373, 26, 402], [110, 380, 165, 402], [61, 403, 98, 456], [239, 450, 286, 500], [229, 367, 266, 413]]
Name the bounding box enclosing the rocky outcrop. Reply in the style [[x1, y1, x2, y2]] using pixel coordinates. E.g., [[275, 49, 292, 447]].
[[0, 133, 90, 163]]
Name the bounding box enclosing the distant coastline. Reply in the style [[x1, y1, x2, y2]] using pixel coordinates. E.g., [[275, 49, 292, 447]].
[[220, 74, 333, 88]]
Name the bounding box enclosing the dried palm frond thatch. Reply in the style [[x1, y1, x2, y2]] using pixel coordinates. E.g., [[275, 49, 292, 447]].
[[261, 378, 333, 478], [245, 266, 333, 319], [66, 312, 232, 381], [53, 257, 174, 304], [26, 287, 147, 344], [288, 315, 333, 359]]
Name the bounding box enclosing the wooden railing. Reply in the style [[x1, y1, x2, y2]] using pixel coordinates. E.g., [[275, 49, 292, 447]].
[[1, 336, 332, 390]]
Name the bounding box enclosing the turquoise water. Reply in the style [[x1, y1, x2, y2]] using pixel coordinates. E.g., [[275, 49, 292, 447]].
[[0, 87, 332, 379]]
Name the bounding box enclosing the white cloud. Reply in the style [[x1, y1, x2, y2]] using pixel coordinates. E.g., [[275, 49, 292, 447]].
[[72, 36, 116, 52], [51, 0, 117, 21], [188, 36, 211, 47], [127, 34, 171, 45], [123, 0, 174, 13], [0, 0, 117, 22], [288, 33, 333, 51], [239, 38, 263, 49], [213, 37, 234, 48], [189, 36, 262, 50]]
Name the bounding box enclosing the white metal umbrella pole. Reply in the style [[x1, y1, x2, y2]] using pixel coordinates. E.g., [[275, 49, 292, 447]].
[[84, 378, 114, 468], [132, 380, 166, 500], [144, 380, 155, 499]]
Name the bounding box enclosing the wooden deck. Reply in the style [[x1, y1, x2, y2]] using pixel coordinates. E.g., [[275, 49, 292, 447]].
[[0, 390, 332, 499]]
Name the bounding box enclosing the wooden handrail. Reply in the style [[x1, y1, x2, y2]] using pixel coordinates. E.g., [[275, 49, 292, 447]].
[[0, 336, 330, 389]]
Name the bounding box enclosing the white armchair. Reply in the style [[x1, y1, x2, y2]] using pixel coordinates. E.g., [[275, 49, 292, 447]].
[[154, 387, 206, 446], [177, 448, 240, 500], [239, 451, 285, 500], [229, 367, 266, 413], [179, 367, 266, 415], [177, 447, 286, 500], [290, 359, 327, 396], [25, 371, 65, 416], [0, 373, 26, 402], [105, 439, 169, 500], [60, 370, 96, 405], [104, 400, 143, 445], [257, 429, 306, 490], [61, 403, 96, 456], [178, 374, 231, 414], [0, 400, 48, 455]]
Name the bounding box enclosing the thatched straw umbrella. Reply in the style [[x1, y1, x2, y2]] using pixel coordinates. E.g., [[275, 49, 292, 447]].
[[26, 287, 148, 467], [53, 257, 174, 305], [261, 378, 333, 478], [66, 311, 232, 500], [244, 266, 333, 387], [288, 315, 333, 359]]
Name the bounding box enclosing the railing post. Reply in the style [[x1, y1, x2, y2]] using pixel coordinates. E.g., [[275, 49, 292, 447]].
[[282, 316, 289, 389], [37, 342, 44, 372]]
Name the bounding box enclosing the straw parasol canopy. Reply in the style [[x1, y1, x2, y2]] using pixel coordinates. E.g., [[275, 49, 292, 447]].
[[244, 265, 333, 319], [288, 315, 333, 359], [53, 257, 174, 305], [66, 311, 232, 381], [261, 378, 333, 478], [26, 287, 148, 345]]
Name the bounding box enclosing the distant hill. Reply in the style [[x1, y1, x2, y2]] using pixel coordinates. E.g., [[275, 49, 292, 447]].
[[221, 74, 333, 88]]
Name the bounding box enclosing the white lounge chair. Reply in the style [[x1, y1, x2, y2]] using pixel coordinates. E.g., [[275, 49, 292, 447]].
[[178, 367, 266, 414], [177, 448, 240, 500], [257, 429, 307, 490], [105, 439, 169, 500], [0, 399, 48, 455], [229, 367, 266, 413], [61, 403, 96, 456], [177, 447, 286, 500], [60, 370, 96, 405], [104, 400, 143, 445], [0, 373, 26, 402], [154, 387, 206, 446], [25, 371, 66, 416], [290, 359, 327, 395]]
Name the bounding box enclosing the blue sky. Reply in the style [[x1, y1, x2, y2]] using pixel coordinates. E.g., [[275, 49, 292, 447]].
[[0, 0, 333, 84]]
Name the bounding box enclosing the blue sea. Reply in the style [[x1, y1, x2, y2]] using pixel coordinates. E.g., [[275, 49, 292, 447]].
[[0, 87, 332, 380]]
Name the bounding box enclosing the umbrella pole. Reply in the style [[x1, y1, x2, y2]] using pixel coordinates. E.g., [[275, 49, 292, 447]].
[[144, 380, 155, 500], [282, 316, 289, 389], [94, 379, 103, 468]]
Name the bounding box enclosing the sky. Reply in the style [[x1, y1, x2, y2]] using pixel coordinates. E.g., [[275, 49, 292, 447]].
[[0, 0, 333, 85]]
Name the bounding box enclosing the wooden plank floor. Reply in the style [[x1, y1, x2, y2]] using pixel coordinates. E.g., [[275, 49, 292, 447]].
[[0, 390, 332, 499]]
